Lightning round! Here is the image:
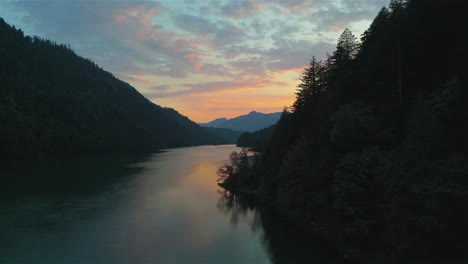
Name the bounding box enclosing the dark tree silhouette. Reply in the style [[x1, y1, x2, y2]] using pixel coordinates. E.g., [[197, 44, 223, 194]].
[[218, 0, 468, 262]]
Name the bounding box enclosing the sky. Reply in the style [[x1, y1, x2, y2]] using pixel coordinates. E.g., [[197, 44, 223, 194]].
[[0, 0, 389, 122]]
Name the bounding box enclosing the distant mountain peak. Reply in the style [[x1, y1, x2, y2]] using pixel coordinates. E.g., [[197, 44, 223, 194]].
[[199, 111, 281, 132]]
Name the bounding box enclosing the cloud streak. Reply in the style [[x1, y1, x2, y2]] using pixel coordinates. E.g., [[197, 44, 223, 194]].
[[2, 0, 389, 121], [146, 78, 289, 98]]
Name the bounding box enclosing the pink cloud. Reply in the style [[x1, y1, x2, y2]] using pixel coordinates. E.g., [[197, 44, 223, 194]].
[[185, 53, 204, 70], [113, 6, 160, 26]]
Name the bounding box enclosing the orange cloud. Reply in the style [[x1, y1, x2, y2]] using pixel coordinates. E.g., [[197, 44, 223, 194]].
[[152, 86, 295, 123], [269, 66, 304, 79]]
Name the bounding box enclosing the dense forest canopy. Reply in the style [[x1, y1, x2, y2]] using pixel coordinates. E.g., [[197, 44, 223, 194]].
[[220, 0, 468, 262], [236, 124, 275, 151], [0, 18, 225, 159]]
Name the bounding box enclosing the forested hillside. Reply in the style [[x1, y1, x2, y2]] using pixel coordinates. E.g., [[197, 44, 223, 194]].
[[218, 0, 468, 262], [0, 18, 223, 159], [236, 125, 275, 150], [201, 127, 244, 144]]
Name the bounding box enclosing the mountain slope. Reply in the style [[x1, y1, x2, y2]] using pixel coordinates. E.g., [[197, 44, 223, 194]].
[[236, 124, 275, 150], [202, 118, 228, 127], [0, 18, 222, 159], [200, 111, 281, 132], [201, 127, 244, 144]]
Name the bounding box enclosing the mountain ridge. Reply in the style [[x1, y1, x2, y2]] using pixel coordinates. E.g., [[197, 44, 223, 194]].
[[199, 111, 281, 132], [0, 18, 222, 159]]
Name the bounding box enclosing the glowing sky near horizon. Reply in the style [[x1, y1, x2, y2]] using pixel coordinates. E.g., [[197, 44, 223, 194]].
[[0, 0, 388, 122]]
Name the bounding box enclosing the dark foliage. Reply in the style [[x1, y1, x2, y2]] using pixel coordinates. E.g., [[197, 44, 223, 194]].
[[0, 18, 223, 159], [201, 127, 244, 144], [216, 190, 341, 264], [236, 125, 275, 151], [218, 0, 468, 262]]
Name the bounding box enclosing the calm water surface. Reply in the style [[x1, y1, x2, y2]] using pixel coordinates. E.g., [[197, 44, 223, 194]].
[[0, 145, 339, 264]]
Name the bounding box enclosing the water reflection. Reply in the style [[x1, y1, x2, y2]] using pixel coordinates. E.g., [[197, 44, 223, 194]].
[[0, 153, 151, 264], [217, 190, 341, 264], [0, 146, 339, 264], [0, 153, 151, 199]]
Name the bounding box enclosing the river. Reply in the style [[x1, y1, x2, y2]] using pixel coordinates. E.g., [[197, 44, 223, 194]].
[[0, 145, 339, 264]]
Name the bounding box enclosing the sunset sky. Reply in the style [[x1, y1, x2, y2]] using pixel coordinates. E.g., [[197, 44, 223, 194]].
[[0, 0, 388, 122]]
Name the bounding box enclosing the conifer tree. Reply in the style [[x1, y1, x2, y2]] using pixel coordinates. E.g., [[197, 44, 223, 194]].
[[332, 28, 358, 67], [293, 56, 322, 112]]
